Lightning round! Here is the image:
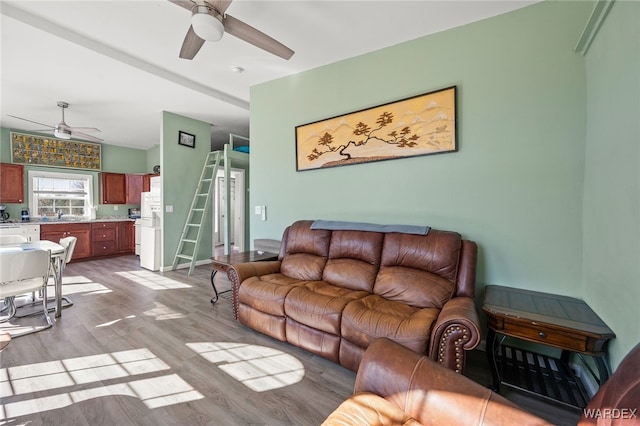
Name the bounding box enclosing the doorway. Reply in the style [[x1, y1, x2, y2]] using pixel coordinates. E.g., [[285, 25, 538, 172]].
[[213, 168, 245, 255]]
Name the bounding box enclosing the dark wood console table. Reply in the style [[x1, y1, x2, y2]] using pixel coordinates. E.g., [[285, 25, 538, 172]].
[[209, 251, 278, 304], [482, 285, 615, 409]]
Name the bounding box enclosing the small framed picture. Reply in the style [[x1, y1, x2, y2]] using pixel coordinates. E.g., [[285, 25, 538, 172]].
[[178, 131, 196, 148]]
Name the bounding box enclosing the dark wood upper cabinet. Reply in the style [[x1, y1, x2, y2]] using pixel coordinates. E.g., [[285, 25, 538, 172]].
[[0, 163, 25, 203], [142, 173, 157, 192], [100, 172, 126, 204], [126, 174, 144, 205], [102, 172, 157, 205]]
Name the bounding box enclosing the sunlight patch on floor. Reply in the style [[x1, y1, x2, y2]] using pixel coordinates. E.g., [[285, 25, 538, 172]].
[[186, 342, 305, 392], [1, 348, 169, 398], [60, 282, 112, 295], [143, 302, 185, 320], [1, 374, 203, 419], [115, 271, 192, 290], [96, 314, 135, 328], [0, 349, 202, 420], [44, 275, 112, 296]]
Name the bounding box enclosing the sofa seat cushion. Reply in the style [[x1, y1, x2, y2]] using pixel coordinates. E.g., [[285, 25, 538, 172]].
[[280, 220, 332, 281], [374, 266, 455, 309], [238, 273, 305, 317], [285, 281, 369, 335], [323, 229, 384, 292], [321, 392, 421, 426], [342, 295, 439, 354], [374, 231, 462, 309]]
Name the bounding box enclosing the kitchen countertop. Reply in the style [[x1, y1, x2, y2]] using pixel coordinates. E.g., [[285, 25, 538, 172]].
[[0, 217, 135, 227]]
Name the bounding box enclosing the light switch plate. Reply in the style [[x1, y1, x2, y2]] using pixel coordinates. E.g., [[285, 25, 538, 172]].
[[166, 205, 173, 213]]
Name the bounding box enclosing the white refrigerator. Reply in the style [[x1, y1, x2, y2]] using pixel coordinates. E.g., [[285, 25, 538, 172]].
[[139, 184, 161, 271], [140, 225, 161, 271]]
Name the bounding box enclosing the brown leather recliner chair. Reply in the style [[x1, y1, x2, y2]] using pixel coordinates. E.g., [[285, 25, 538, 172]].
[[322, 338, 640, 426]]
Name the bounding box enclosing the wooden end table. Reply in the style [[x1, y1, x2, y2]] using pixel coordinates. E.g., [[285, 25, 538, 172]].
[[482, 285, 615, 409], [209, 251, 278, 304], [0, 330, 11, 351]]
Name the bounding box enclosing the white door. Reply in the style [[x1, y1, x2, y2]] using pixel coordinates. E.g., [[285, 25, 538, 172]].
[[215, 176, 235, 245], [213, 168, 245, 253]]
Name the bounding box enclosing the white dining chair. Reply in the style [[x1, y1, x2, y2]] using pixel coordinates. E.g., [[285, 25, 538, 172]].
[[0, 235, 37, 303], [16, 236, 78, 317], [0, 249, 53, 337], [0, 235, 28, 245], [57, 236, 77, 307]]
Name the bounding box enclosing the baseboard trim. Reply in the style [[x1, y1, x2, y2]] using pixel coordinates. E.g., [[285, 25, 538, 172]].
[[162, 259, 212, 272]]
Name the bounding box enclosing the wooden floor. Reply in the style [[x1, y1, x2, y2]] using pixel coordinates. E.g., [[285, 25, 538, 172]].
[[1, 255, 581, 425]]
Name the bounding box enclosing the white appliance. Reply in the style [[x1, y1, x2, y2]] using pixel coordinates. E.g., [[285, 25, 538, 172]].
[[150, 176, 161, 203], [134, 219, 142, 256], [0, 224, 40, 242], [140, 225, 161, 271], [139, 177, 162, 271]]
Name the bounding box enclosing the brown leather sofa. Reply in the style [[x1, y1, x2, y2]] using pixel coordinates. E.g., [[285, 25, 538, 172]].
[[322, 338, 640, 426], [228, 220, 481, 373]]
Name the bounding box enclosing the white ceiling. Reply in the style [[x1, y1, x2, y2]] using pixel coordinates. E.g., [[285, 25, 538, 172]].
[[1, 0, 539, 151]]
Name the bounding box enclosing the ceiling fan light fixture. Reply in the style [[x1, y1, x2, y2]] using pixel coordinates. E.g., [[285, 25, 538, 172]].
[[54, 127, 71, 140], [191, 6, 224, 42]]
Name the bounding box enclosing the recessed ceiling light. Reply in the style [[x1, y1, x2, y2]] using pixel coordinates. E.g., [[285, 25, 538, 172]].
[[231, 66, 245, 74]]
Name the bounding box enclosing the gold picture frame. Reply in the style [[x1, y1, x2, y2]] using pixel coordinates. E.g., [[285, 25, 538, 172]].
[[10, 132, 101, 170], [295, 86, 457, 171]]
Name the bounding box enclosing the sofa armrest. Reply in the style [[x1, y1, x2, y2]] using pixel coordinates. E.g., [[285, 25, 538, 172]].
[[227, 261, 281, 320], [429, 296, 481, 373], [355, 338, 550, 426]]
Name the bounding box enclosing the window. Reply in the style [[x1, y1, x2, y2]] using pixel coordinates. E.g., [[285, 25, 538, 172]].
[[28, 170, 93, 219]]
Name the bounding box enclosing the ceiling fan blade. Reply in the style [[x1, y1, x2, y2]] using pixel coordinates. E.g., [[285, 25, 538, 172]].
[[223, 14, 294, 60], [71, 131, 103, 143], [68, 127, 101, 133], [204, 0, 233, 14], [7, 114, 55, 129], [168, 0, 195, 12], [179, 25, 206, 59]]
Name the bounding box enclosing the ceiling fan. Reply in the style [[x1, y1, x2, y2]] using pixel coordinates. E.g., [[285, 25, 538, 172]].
[[169, 0, 294, 60], [8, 101, 103, 143]]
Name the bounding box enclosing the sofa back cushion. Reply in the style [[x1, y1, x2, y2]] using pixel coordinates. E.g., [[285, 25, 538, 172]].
[[280, 220, 331, 281], [323, 230, 384, 292], [374, 230, 462, 309]]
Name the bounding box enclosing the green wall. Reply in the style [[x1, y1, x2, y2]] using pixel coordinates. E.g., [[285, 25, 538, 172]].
[[250, 0, 590, 299], [251, 0, 640, 369], [146, 144, 160, 173], [582, 1, 640, 368], [0, 127, 147, 219], [160, 112, 213, 268]]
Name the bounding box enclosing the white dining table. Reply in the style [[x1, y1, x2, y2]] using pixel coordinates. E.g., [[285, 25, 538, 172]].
[[0, 240, 66, 318]]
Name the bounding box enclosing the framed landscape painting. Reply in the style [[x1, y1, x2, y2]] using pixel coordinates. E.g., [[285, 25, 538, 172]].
[[295, 86, 457, 171]]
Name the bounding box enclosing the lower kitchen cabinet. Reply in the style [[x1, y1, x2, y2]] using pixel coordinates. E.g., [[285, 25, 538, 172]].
[[40, 223, 92, 260], [117, 221, 134, 254], [92, 222, 117, 257], [40, 220, 135, 261]]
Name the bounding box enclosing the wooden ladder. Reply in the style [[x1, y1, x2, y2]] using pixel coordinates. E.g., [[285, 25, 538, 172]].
[[171, 151, 221, 275]]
